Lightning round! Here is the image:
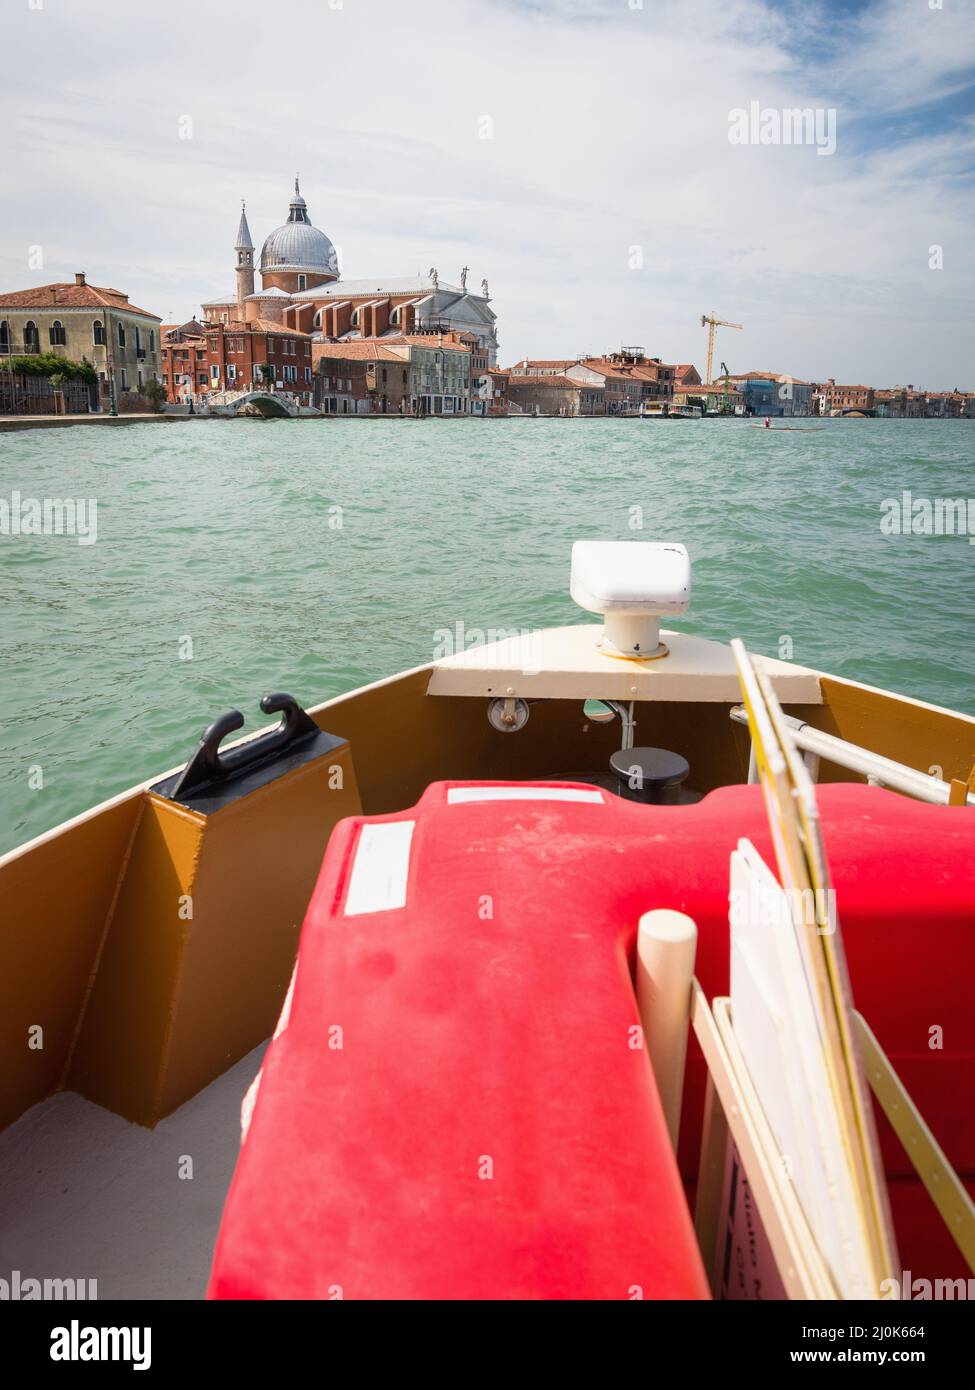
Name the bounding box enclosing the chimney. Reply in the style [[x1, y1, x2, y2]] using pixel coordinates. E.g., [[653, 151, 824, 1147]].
[[75, 272, 86, 287]]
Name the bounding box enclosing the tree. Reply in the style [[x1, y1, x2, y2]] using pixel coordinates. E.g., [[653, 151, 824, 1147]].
[[138, 379, 168, 413], [49, 371, 66, 415], [6, 353, 96, 384]]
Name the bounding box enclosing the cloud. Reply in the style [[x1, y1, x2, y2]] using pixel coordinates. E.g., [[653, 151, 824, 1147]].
[[0, 0, 972, 385]]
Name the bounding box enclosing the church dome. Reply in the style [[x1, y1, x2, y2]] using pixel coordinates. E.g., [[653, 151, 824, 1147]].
[[260, 180, 339, 276]]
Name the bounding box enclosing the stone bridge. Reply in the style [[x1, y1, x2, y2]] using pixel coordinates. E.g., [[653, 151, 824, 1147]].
[[207, 389, 301, 419]]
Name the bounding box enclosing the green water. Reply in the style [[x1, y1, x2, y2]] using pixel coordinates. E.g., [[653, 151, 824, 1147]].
[[1, 416, 972, 855]]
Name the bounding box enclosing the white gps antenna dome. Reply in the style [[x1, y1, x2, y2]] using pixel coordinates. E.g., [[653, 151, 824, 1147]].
[[570, 540, 691, 658]]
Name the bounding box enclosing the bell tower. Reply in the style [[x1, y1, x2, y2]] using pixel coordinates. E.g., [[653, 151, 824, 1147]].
[[235, 201, 255, 319]]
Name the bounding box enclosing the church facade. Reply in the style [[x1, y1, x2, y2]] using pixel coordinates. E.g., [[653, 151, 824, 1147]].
[[202, 181, 499, 364]]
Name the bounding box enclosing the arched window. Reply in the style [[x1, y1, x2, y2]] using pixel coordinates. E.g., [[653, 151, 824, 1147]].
[[117, 322, 126, 349], [24, 320, 39, 352], [93, 319, 105, 346], [50, 320, 66, 346], [0, 320, 9, 352]]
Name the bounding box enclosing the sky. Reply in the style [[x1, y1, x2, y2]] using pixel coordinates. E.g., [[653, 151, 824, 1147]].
[[1, 0, 973, 387]]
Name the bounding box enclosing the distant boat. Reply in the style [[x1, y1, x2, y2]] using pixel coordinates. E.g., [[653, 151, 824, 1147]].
[[641, 403, 702, 419]]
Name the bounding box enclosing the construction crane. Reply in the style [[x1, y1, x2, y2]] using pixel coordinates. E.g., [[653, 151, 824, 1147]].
[[700, 312, 742, 385]]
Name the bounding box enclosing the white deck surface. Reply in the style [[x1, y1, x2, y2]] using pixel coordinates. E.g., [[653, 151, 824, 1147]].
[[0, 1047, 263, 1301], [427, 624, 823, 703]]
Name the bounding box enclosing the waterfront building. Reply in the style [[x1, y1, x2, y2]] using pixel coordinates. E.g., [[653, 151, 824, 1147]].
[[923, 390, 973, 418], [509, 359, 579, 376], [726, 370, 813, 417], [566, 349, 675, 415], [313, 342, 411, 415], [201, 181, 499, 365], [815, 379, 876, 415], [674, 364, 703, 388], [313, 331, 471, 415], [160, 322, 208, 405], [481, 367, 509, 416], [506, 374, 605, 416], [0, 272, 161, 410], [160, 319, 314, 407], [672, 382, 745, 413], [208, 322, 314, 401], [874, 388, 906, 418], [924, 392, 950, 419]]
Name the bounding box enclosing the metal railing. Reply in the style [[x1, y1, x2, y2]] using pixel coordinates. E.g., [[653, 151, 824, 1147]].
[[730, 704, 974, 807]]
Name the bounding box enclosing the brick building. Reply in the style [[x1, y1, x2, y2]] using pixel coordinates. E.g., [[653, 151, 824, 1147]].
[[202, 181, 499, 364], [161, 318, 314, 406], [566, 349, 675, 416], [815, 380, 876, 415], [160, 321, 208, 405], [506, 374, 605, 416], [674, 364, 703, 388], [314, 342, 411, 415]]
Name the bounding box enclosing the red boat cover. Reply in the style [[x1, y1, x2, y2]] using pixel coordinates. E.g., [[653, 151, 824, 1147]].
[[209, 782, 975, 1300]]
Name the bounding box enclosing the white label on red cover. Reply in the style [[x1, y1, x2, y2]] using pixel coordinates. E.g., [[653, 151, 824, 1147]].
[[344, 821, 415, 915], [446, 787, 604, 805]]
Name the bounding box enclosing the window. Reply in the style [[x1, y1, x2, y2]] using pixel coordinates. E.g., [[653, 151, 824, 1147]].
[[0, 320, 9, 352], [93, 319, 105, 346], [120, 368, 128, 390], [304, 367, 312, 384], [135, 326, 142, 353], [211, 365, 220, 381], [24, 320, 40, 352], [149, 330, 155, 352], [49, 320, 66, 346], [228, 364, 237, 382], [198, 374, 206, 386], [162, 374, 168, 385], [298, 274, 307, 291], [118, 323, 126, 348]]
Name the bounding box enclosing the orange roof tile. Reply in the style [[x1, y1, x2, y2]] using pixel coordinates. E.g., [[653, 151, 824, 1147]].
[[507, 375, 601, 390], [0, 280, 160, 320], [313, 341, 408, 361]]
